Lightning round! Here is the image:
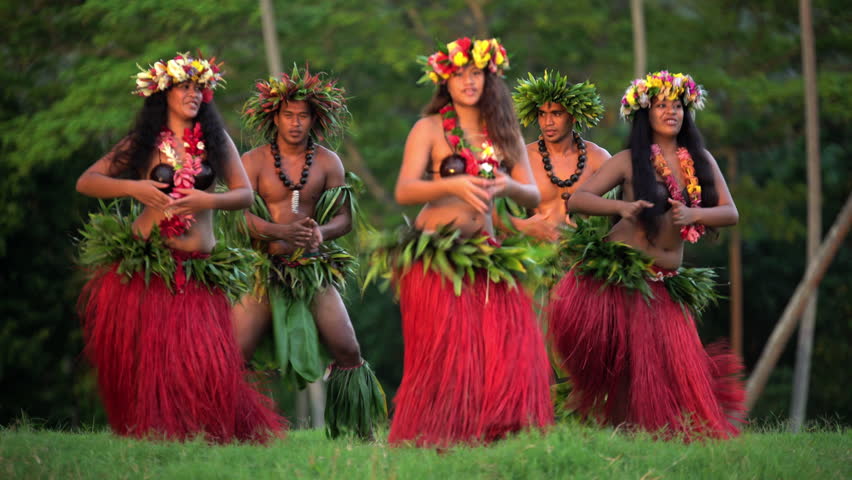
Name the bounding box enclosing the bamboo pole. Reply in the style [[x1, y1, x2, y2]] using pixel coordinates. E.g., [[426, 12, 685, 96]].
[[746, 193, 852, 411], [727, 150, 743, 358], [790, 0, 822, 433], [630, 0, 647, 78]]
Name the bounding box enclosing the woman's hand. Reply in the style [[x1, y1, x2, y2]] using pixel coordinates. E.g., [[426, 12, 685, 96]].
[[166, 188, 214, 216], [518, 212, 560, 242], [487, 170, 514, 198], [617, 199, 654, 220], [130, 180, 172, 210], [447, 175, 492, 213], [668, 198, 700, 225]]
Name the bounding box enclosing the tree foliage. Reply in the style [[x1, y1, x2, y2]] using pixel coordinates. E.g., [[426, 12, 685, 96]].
[[1, 0, 849, 427]]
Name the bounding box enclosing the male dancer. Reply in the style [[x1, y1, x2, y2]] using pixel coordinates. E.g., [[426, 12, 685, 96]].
[[237, 65, 385, 439], [509, 71, 610, 241]]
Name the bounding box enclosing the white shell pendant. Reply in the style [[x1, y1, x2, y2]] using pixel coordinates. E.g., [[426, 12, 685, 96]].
[[291, 190, 300, 213]]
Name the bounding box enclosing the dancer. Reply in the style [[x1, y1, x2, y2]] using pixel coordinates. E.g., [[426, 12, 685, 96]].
[[237, 65, 386, 439], [76, 52, 283, 443], [550, 71, 744, 441], [508, 70, 609, 241], [369, 37, 554, 447]]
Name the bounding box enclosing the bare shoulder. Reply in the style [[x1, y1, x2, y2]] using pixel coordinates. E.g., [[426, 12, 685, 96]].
[[410, 114, 442, 138], [701, 148, 721, 165], [584, 140, 611, 159], [241, 144, 270, 165], [315, 145, 344, 170]]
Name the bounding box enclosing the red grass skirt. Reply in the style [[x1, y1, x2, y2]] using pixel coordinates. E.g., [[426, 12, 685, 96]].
[[548, 269, 745, 441], [389, 262, 554, 447], [79, 261, 285, 443]]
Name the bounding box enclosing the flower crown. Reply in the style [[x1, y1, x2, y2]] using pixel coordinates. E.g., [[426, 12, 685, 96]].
[[417, 37, 509, 85], [133, 52, 224, 102], [242, 64, 351, 146], [513, 70, 604, 132], [620, 70, 706, 120]]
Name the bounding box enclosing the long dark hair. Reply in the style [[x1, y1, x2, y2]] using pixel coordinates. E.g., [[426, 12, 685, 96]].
[[629, 102, 718, 240], [423, 71, 524, 169], [110, 90, 229, 178]]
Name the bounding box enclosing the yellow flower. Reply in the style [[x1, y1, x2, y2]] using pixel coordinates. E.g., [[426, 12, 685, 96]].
[[626, 88, 637, 106], [481, 142, 494, 159], [451, 51, 468, 67], [647, 77, 663, 89], [472, 40, 491, 69], [687, 184, 702, 195], [491, 39, 505, 65], [428, 72, 439, 83]]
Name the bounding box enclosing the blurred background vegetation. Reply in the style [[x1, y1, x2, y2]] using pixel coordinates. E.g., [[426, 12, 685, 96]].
[[1, 0, 849, 429]]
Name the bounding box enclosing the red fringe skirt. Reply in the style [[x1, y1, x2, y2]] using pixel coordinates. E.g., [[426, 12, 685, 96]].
[[79, 260, 285, 443], [548, 269, 745, 441], [389, 262, 554, 447]]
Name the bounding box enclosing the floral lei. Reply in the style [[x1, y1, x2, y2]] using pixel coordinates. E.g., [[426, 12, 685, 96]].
[[651, 144, 705, 243], [157, 123, 206, 237], [439, 103, 500, 179]]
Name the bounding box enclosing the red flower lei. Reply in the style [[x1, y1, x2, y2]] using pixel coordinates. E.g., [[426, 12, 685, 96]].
[[651, 144, 705, 243], [439, 103, 500, 179], [157, 123, 205, 237]]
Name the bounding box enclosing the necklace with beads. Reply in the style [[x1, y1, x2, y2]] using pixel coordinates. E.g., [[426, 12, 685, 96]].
[[271, 136, 315, 213], [539, 131, 587, 201]]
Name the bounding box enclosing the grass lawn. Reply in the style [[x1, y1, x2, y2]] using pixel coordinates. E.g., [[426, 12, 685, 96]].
[[1, 420, 849, 479]]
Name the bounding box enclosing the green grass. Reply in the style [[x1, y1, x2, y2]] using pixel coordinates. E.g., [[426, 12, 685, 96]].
[[1, 421, 849, 479]]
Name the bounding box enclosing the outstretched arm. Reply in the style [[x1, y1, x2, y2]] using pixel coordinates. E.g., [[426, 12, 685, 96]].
[[567, 151, 654, 220]]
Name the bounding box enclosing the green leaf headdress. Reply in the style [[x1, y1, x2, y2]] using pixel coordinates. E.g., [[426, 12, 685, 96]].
[[242, 64, 351, 147], [513, 70, 604, 132]]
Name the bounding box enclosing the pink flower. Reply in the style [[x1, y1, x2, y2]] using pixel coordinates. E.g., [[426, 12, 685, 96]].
[[682, 226, 701, 243], [447, 135, 461, 148]]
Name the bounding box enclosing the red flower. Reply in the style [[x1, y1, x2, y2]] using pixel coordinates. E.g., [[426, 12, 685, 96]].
[[201, 88, 213, 103], [447, 135, 461, 148], [442, 116, 457, 131], [462, 150, 478, 176]]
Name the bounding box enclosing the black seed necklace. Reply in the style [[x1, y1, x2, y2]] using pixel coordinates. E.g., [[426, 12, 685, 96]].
[[271, 136, 314, 213], [539, 131, 587, 201]]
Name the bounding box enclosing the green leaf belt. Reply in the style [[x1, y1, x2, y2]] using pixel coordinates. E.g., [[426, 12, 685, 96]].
[[76, 200, 260, 304], [560, 218, 721, 317], [267, 248, 357, 301], [363, 224, 538, 296]]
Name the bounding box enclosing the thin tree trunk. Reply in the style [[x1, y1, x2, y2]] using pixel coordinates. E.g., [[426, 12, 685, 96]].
[[746, 193, 851, 412], [630, 0, 647, 78], [259, 0, 282, 77], [726, 149, 743, 358], [790, 0, 822, 433], [465, 0, 490, 39]]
